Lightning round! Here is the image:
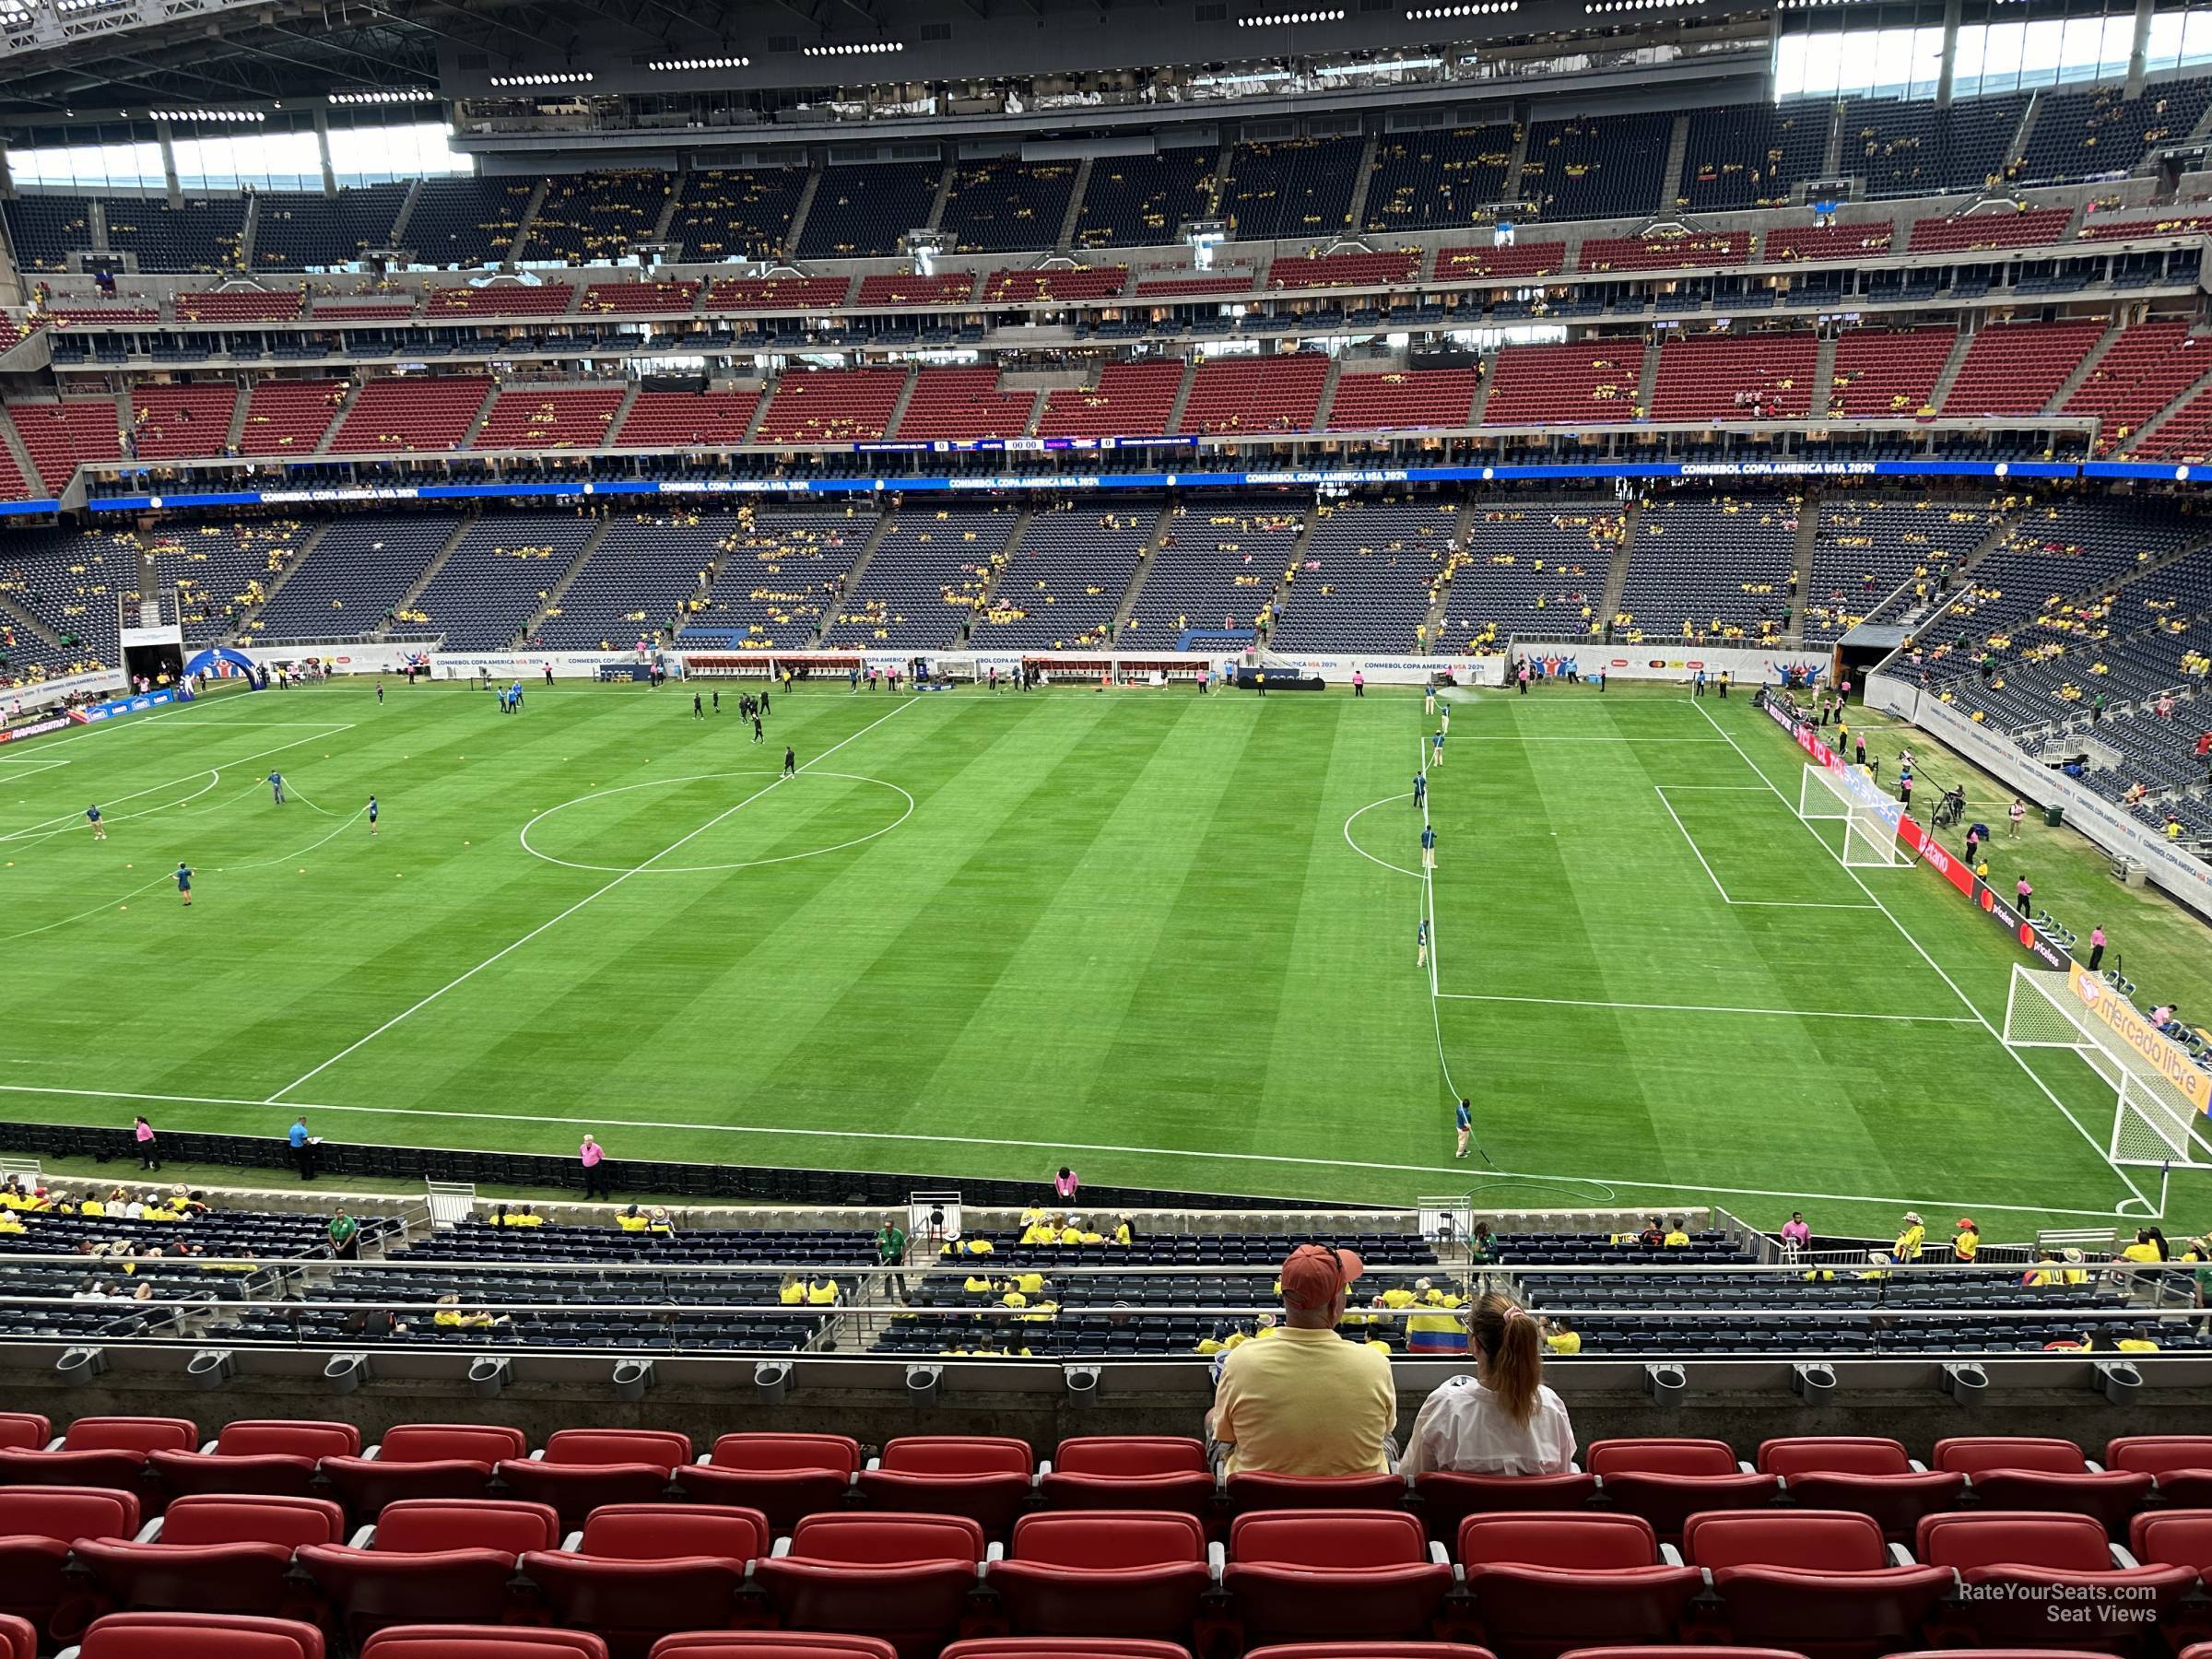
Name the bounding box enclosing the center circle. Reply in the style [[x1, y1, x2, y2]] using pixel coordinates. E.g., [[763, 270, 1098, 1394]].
[[519, 770, 914, 875]]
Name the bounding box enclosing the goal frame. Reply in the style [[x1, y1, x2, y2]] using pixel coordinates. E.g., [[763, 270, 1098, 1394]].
[[1796, 763, 1905, 868], [2001, 963, 2212, 1170]]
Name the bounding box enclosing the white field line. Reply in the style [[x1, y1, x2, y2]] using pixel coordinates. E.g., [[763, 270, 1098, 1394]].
[[1653, 784, 1877, 910], [1436, 991, 1982, 1025], [0, 727, 345, 842]]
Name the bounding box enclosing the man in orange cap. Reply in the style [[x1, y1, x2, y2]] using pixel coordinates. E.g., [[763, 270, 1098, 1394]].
[[1206, 1243, 1397, 1477], [1952, 1218, 1980, 1264]]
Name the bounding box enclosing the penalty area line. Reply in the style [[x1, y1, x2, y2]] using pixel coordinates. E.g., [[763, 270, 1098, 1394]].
[[1436, 990, 1981, 1025]]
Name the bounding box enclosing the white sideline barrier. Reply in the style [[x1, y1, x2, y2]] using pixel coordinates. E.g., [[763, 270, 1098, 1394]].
[[1867, 671, 2212, 924], [1511, 637, 1837, 685], [4, 666, 130, 715]]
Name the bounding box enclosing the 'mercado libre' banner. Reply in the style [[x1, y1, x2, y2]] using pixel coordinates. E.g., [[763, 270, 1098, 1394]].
[[2064, 962, 2212, 1117]]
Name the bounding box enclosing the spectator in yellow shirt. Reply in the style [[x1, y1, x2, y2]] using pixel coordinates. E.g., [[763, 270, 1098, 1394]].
[[1662, 1219, 1691, 1248], [1952, 1218, 1980, 1263], [1543, 1316, 1582, 1356], [615, 1206, 649, 1232], [1893, 1212, 1925, 1262], [806, 1277, 841, 1306], [778, 1275, 805, 1305]]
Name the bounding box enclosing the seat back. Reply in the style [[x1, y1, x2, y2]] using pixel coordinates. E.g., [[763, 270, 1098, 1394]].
[[160, 1494, 347, 1548], [705, 1434, 860, 1476], [2132, 1511, 2212, 1571], [651, 1641, 897, 1659], [0, 1415, 50, 1453], [1053, 1440, 1207, 1478], [214, 1421, 363, 1461], [0, 1483, 140, 1541], [1459, 1511, 1659, 1569], [541, 1430, 691, 1473], [1683, 1510, 1888, 1571], [77, 1612, 324, 1659], [1917, 1511, 2112, 1571], [364, 1631, 608, 1659], [784, 1511, 984, 1564], [0, 1612, 30, 1659], [1932, 1439, 2089, 1477], [64, 1418, 198, 1454], [878, 1437, 1034, 1477], [939, 1644, 1193, 1659], [574, 1504, 768, 1562], [1007, 1510, 1206, 1568], [375, 1499, 561, 1554], [1234, 1509, 1426, 1569], [379, 1425, 531, 1465], [1588, 1440, 1736, 1477], [1756, 1439, 1913, 1478], [2108, 1437, 2212, 1477]]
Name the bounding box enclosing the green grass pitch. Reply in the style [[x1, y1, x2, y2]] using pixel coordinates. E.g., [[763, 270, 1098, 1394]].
[[2, 675, 2205, 1240]]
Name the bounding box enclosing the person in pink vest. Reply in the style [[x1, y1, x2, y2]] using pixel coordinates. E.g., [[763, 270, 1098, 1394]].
[[133, 1115, 159, 1172], [581, 1133, 611, 1202], [1053, 1166, 1079, 1205]]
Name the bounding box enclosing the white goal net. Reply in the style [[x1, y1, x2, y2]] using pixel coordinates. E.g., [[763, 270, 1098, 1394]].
[[2002, 963, 2212, 1169], [1797, 763, 1904, 867]]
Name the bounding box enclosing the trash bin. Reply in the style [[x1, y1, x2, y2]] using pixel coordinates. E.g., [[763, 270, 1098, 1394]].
[[2044, 803, 2065, 828]]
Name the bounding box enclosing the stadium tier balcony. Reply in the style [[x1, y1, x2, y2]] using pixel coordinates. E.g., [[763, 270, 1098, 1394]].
[[1522, 112, 1671, 221], [1941, 319, 2109, 418], [894, 368, 1038, 441], [1268, 495, 1458, 653], [1324, 367, 1478, 433], [1580, 233, 1750, 274], [251, 512, 457, 639], [968, 504, 1152, 651], [1131, 271, 1255, 299], [2059, 320, 2212, 453], [7, 398, 122, 492], [705, 275, 853, 312], [939, 159, 1080, 254], [1176, 353, 1328, 435], [1441, 503, 1619, 651], [473, 386, 627, 452], [424, 283, 576, 320], [796, 161, 945, 261], [1035, 361, 1185, 441], [1648, 332, 1818, 421], [128, 384, 236, 461], [666, 167, 809, 263], [691, 505, 866, 648], [1763, 221, 1897, 263], [1904, 207, 2074, 254], [398, 512, 605, 651], [1616, 492, 1800, 641], [1434, 241, 1568, 280], [173, 290, 305, 324], [581, 280, 700, 316], [535, 511, 722, 651], [1800, 493, 2005, 642], [309, 298, 418, 324], [1363, 124, 1520, 234], [3, 194, 96, 271], [753, 369, 909, 445], [1122, 497, 1303, 648], [1679, 102, 1831, 211], [521, 171, 676, 265], [1265, 252, 1420, 290], [1219, 136, 1364, 241], [822, 504, 1018, 649], [235, 380, 346, 456], [249, 183, 410, 271], [2017, 76, 2212, 185], [147, 518, 308, 643], [2081, 208, 2212, 240], [330, 376, 491, 453], [100, 198, 244, 274], [1845, 92, 2029, 197], [853, 272, 977, 308], [613, 389, 761, 449], [1480, 339, 1645, 426], [1072, 147, 1218, 249], [402, 178, 536, 267], [1828, 327, 1955, 418], [982, 266, 1128, 304]]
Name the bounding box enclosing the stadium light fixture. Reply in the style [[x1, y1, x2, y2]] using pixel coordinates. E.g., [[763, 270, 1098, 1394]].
[[1238, 7, 1346, 24], [1315, 55, 1443, 73], [328, 88, 437, 105], [1192, 68, 1292, 88], [649, 56, 751, 70], [149, 109, 268, 123], [1405, 3, 1518, 18], [489, 72, 596, 87], [803, 41, 904, 55]]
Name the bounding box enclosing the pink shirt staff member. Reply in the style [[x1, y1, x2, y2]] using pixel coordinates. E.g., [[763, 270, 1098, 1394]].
[[581, 1134, 612, 1202], [133, 1115, 159, 1172], [1780, 1211, 1811, 1255], [2088, 925, 2108, 973], [1053, 1166, 1079, 1205]]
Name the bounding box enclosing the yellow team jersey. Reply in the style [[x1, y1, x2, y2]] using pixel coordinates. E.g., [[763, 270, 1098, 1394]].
[[1546, 1330, 1583, 1355]]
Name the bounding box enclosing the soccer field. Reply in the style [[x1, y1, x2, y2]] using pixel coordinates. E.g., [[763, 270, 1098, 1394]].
[[0, 676, 2195, 1237]]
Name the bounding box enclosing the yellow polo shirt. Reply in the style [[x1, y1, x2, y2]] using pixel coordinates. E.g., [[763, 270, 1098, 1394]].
[[1211, 1325, 1395, 1477]]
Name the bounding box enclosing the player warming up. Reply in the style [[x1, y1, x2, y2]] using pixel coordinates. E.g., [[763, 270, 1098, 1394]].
[[782, 745, 796, 778], [367, 795, 379, 838], [86, 805, 105, 841], [174, 862, 194, 907], [267, 770, 286, 805]]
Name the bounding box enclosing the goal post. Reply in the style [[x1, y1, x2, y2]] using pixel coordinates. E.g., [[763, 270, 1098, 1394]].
[[1796, 763, 1905, 867], [2002, 962, 2212, 1170]]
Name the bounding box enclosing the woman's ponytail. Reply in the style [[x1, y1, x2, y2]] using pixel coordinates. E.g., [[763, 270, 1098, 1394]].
[[1470, 1290, 1544, 1423]]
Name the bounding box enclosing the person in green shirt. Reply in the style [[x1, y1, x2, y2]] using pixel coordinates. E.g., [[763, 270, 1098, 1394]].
[[877, 1219, 909, 1302], [326, 1208, 359, 1262]]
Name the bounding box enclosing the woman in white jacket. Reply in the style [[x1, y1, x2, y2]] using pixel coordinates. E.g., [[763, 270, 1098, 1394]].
[[1399, 1291, 1576, 1477]]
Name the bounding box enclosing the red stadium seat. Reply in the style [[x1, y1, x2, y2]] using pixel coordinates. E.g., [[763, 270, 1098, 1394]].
[[1561, 1650, 1803, 1659], [1412, 1473, 1598, 1544], [365, 1632, 609, 1659], [0, 1416, 195, 1500], [297, 1497, 561, 1649], [1586, 1440, 1776, 1541], [987, 1510, 1212, 1638], [1457, 1512, 1702, 1659], [1930, 1438, 2151, 1535], [1040, 1439, 1218, 1518], [1916, 1511, 2194, 1649], [521, 1504, 767, 1659], [672, 1435, 861, 1533], [1753, 1441, 1963, 1541], [1222, 1510, 1453, 1649], [0, 1484, 141, 1635], [70, 1493, 346, 1630], [750, 1511, 987, 1659], [2134, 1509, 2212, 1577], [1248, 1647, 1497, 1659], [653, 1637, 897, 1659], [1683, 1510, 1950, 1659], [319, 1423, 526, 1523], [856, 1437, 1036, 1540], [2109, 1437, 2212, 1507], [941, 1643, 1189, 1659], [75, 1612, 325, 1659], [0, 1414, 50, 1453], [0, 1615, 29, 1659], [1226, 1472, 1408, 1513], [151, 1420, 364, 1500], [497, 1430, 691, 1532]]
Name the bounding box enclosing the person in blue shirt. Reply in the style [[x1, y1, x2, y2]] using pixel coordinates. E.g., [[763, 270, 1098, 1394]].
[[1594, 665, 1606, 693], [173, 862, 193, 906], [1413, 771, 1426, 809], [1421, 822, 1437, 872], [1430, 730, 1444, 769], [86, 805, 105, 841], [510, 681, 524, 712], [288, 1115, 315, 1181], [1694, 669, 1707, 698], [267, 771, 286, 805], [1417, 917, 1429, 969], [1455, 1098, 1473, 1160], [367, 795, 379, 839]]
